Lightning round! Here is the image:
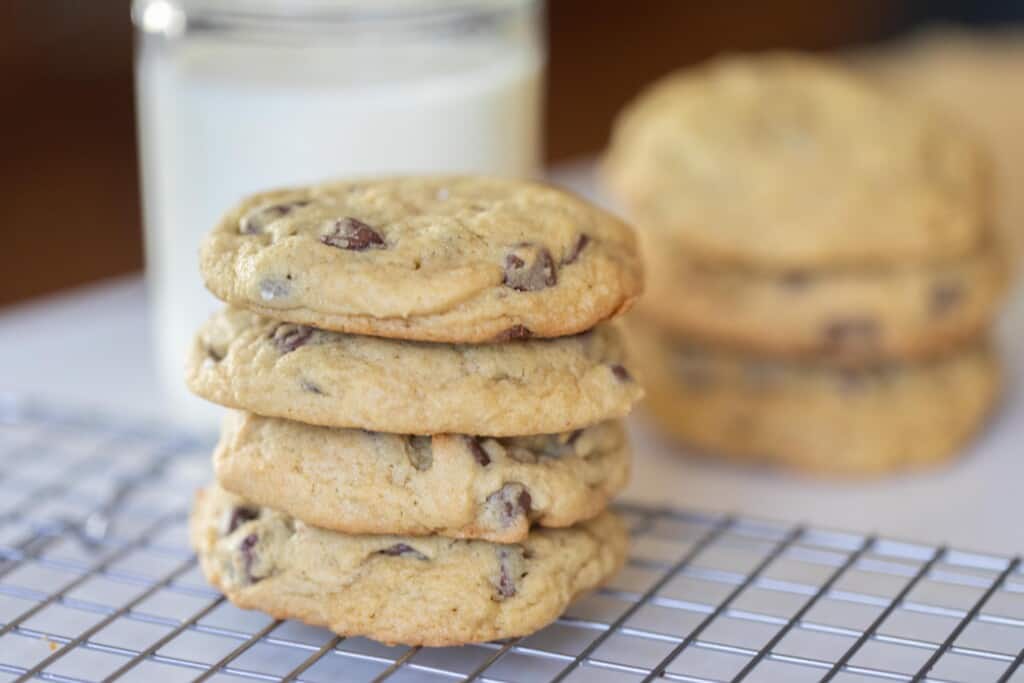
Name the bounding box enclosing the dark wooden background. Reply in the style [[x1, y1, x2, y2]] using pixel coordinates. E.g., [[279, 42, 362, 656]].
[[2, 1, 1016, 307]]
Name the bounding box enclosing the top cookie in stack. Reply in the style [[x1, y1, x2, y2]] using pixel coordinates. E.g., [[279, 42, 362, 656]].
[[186, 176, 644, 646], [200, 176, 641, 343], [603, 54, 1008, 473]]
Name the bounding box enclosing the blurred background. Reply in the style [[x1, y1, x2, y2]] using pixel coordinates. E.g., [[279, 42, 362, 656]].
[[3, 0, 1023, 308]]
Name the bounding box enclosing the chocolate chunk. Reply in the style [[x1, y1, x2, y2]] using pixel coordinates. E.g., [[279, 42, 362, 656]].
[[271, 324, 314, 353], [494, 547, 526, 600], [780, 270, 813, 290], [224, 506, 258, 534], [405, 435, 433, 471], [239, 533, 260, 584], [610, 364, 633, 382], [486, 483, 532, 528], [503, 244, 557, 291], [563, 234, 590, 265], [299, 379, 323, 395], [320, 217, 385, 251], [239, 201, 310, 234], [467, 437, 491, 466], [493, 325, 533, 343], [259, 278, 290, 302], [930, 280, 964, 318], [377, 543, 427, 560], [823, 318, 880, 352]]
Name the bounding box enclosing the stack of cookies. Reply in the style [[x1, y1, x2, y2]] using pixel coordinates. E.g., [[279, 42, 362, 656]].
[[604, 54, 1008, 475], [185, 176, 644, 645]]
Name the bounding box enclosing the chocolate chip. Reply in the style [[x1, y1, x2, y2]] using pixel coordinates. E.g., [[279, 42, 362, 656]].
[[239, 533, 260, 584], [377, 543, 427, 560], [299, 379, 323, 395], [823, 318, 880, 352], [493, 325, 533, 343], [503, 244, 557, 291], [780, 270, 813, 290], [320, 217, 385, 251], [271, 324, 314, 353], [405, 435, 433, 471], [239, 201, 310, 234], [259, 278, 290, 302], [467, 437, 491, 466], [486, 483, 532, 528], [610, 364, 632, 382], [224, 506, 258, 534], [494, 547, 526, 600], [562, 234, 590, 265], [930, 280, 964, 318]]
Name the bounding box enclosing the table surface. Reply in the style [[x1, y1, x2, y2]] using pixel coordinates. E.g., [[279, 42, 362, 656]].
[[2, 162, 1022, 556]]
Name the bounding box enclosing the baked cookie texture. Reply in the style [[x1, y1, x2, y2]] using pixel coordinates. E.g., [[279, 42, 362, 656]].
[[214, 411, 630, 543], [187, 307, 643, 436], [637, 235, 1008, 364], [630, 322, 1001, 475], [604, 53, 991, 269], [200, 176, 642, 343], [191, 485, 629, 647]]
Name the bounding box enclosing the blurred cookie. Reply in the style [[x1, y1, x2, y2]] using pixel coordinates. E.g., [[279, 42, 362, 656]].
[[630, 321, 1000, 475], [214, 411, 630, 543], [604, 53, 991, 269], [191, 485, 628, 646], [638, 236, 1007, 363], [200, 176, 642, 343], [187, 307, 642, 436]]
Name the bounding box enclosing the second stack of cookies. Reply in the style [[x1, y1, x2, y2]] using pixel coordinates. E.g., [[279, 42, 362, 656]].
[[604, 54, 1009, 474], [185, 176, 644, 645]]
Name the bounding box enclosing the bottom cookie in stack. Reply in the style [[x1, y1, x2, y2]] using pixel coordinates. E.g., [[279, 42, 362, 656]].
[[191, 485, 628, 647], [630, 321, 1001, 475]]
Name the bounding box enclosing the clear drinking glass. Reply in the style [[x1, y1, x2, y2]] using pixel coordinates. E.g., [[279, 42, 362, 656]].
[[133, 0, 546, 426]]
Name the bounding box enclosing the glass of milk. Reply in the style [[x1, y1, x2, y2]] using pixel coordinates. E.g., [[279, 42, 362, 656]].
[[132, 0, 546, 427]]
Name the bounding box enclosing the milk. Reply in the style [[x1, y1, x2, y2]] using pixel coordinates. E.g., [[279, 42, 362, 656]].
[[135, 31, 543, 426]]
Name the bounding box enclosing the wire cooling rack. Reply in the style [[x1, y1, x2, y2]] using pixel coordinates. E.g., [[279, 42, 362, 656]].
[[1, 399, 1023, 683]]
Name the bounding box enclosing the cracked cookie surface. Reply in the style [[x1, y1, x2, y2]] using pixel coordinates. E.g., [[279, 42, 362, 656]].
[[187, 307, 642, 436], [200, 176, 642, 343], [190, 485, 628, 646]]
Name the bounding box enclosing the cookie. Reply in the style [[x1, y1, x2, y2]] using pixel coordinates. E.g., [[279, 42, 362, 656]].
[[214, 411, 630, 543], [199, 176, 642, 343], [630, 322, 1000, 475], [638, 235, 1007, 363], [187, 307, 642, 436], [190, 485, 628, 646], [604, 53, 991, 269]]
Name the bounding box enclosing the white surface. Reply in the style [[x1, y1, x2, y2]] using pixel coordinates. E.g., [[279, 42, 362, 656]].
[[135, 10, 542, 423], [2, 162, 1023, 556]]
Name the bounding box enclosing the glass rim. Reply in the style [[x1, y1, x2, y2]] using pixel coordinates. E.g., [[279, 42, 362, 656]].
[[132, 0, 539, 34]]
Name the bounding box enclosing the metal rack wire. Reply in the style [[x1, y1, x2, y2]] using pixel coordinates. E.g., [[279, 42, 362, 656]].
[[1, 398, 1023, 682]]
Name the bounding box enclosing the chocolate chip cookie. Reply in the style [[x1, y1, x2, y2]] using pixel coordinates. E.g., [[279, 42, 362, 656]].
[[200, 176, 642, 343], [604, 53, 991, 269], [214, 411, 630, 543], [191, 485, 628, 646], [188, 308, 642, 436], [638, 236, 1008, 364], [630, 321, 1000, 474]]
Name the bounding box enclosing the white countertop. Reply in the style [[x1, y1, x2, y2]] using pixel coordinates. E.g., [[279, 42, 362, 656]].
[[2, 163, 1022, 556]]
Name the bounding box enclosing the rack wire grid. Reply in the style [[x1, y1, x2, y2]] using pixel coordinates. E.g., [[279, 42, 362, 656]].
[[0, 398, 1023, 683]]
